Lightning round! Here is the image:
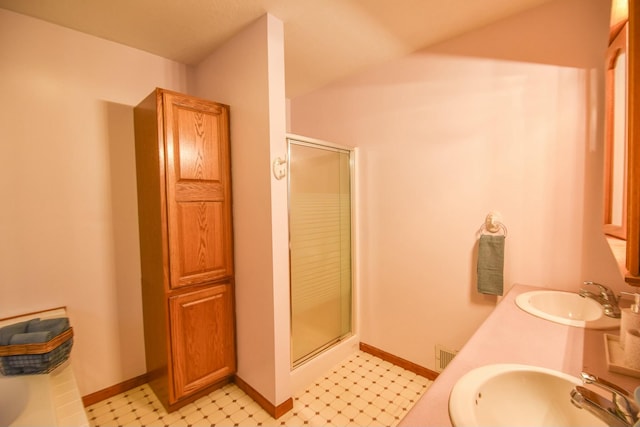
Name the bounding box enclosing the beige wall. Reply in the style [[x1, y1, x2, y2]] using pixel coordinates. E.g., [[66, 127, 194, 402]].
[[193, 14, 291, 406], [289, 0, 624, 371], [0, 9, 192, 394]]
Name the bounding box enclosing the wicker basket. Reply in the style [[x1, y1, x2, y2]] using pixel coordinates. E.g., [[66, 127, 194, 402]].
[[0, 327, 74, 375]]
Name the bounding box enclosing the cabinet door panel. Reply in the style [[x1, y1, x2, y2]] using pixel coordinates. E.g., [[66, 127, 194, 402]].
[[163, 92, 233, 289], [170, 284, 235, 400], [175, 107, 221, 182], [175, 201, 227, 282]]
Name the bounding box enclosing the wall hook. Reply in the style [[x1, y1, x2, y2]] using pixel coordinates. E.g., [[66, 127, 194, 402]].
[[485, 212, 501, 233], [479, 211, 508, 237], [273, 156, 287, 180]]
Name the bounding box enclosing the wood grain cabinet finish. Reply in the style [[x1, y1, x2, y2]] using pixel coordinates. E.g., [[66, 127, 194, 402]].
[[134, 88, 236, 411], [169, 284, 235, 399]]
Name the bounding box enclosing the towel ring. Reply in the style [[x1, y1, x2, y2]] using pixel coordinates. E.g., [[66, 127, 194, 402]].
[[478, 213, 508, 237]]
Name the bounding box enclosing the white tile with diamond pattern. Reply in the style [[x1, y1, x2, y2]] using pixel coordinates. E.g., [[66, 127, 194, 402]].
[[86, 350, 431, 427]]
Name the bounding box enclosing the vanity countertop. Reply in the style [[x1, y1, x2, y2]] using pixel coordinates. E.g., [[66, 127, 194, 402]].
[[398, 283, 640, 426]]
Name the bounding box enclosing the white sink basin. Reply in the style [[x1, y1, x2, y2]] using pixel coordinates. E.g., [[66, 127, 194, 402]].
[[515, 290, 620, 329], [449, 364, 607, 427]]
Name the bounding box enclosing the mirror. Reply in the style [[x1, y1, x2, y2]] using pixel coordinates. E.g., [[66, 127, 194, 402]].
[[604, 21, 628, 239]]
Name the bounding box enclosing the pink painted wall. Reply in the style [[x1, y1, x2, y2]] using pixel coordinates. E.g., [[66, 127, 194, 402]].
[[0, 7, 292, 405], [0, 0, 628, 404], [289, 0, 624, 371], [0, 9, 192, 395], [193, 15, 291, 405]]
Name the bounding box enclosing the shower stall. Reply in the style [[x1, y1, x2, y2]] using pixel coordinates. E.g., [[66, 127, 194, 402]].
[[287, 135, 354, 368]]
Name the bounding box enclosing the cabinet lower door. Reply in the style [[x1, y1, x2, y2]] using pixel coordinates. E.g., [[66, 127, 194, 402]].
[[169, 284, 235, 401]]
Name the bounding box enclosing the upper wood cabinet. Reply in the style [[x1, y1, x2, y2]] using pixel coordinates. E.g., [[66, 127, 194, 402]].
[[605, 0, 640, 285], [627, 1, 640, 284], [134, 88, 236, 410], [163, 92, 234, 289]]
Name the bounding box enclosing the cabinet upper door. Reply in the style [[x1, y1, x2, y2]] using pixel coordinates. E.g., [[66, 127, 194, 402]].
[[162, 92, 233, 289]]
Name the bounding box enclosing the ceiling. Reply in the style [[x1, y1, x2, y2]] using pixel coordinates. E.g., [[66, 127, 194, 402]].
[[0, 0, 556, 98]]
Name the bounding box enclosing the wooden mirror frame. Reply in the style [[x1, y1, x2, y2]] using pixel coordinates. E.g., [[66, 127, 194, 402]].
[[624, 0, 640, 284], [604, 22, 628, 240]]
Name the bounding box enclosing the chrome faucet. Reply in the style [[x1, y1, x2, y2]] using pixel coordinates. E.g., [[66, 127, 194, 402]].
[[579, 281, 621, 318], [570, 372, 639, 427]]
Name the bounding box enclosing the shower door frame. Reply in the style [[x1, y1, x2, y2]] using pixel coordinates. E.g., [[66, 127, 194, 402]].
[[286, 134, 357, 369]]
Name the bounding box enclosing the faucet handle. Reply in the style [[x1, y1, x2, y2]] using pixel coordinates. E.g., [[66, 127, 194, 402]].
[[581, 372, 631, 397], [583, 281, 615, 299], [571, 386, 635, 427], [581, 372, 639, 425], [571, 385, 618, 414]]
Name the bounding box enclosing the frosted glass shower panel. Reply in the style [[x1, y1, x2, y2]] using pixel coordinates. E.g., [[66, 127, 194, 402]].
[[288, 140, 353, 366]]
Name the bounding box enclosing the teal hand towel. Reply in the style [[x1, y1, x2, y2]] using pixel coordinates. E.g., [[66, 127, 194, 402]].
[[477, 234, 505, 296]]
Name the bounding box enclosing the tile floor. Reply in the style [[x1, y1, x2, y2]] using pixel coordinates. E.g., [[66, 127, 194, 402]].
[[85, 351, 432, 427]]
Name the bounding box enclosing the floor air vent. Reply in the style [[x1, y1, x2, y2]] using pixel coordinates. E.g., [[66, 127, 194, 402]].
[[435, 345, 458, 372]]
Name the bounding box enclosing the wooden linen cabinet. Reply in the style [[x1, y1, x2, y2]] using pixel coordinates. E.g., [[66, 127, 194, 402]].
[[133, 88, 236, 411]]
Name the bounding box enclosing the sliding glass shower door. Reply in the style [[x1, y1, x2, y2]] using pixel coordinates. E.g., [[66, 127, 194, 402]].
[[288, 137, 353, 367]]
